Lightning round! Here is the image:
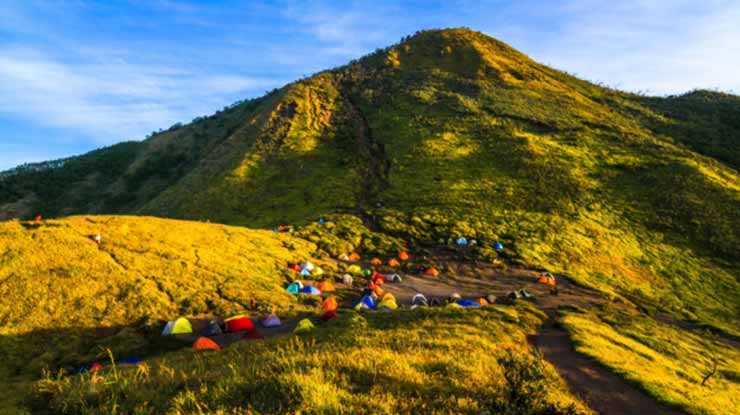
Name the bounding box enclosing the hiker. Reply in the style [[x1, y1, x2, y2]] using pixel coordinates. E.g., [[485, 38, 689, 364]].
[[93, 233, 102, 246]]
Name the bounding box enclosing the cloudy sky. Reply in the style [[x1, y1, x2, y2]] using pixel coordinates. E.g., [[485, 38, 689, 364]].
[[1, 0, 738, 169]]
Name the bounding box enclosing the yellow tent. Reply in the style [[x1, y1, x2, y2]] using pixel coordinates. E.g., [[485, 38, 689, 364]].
[[377, 299, 398, 310], [347, 264, 362, 274], [162, 317, 193, 335], [293, 318, 315, 334]]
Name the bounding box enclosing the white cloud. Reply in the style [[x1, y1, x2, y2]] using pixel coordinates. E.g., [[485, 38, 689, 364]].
[[520, 0, 740, 94], [0, 48, 282, 144]]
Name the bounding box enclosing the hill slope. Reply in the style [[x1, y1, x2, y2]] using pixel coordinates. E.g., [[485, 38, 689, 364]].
[[0, 215, 591, 415], [3, 28, 736, 333]]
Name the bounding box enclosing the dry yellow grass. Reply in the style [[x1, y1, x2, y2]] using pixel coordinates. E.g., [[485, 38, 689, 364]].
[[561, 309, 740, 415]]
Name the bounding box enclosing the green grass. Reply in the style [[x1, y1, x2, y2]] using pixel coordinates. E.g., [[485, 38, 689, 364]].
[[0, 215, 325, 413], [560, 306, 740, 415], [35, 304, 589, 415]]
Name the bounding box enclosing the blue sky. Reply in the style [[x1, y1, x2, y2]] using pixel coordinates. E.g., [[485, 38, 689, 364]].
[[1, 0, 739, 170]]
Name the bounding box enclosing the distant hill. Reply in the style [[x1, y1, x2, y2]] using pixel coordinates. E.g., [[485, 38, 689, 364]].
[[1, 28, 738, 340]]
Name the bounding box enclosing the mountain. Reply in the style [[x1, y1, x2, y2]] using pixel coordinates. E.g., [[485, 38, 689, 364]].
[[0, 28, 739, 413]]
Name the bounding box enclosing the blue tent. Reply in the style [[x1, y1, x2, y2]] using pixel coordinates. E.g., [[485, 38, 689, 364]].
[[352, 295, 376, 309], [300, 268, 311, 276], [494, 242, 504, 250], [456, 237, 468, 246], [300, 285, 322, 295], [457, 299, 481, 307], [119, 357, 140, 365], [318, 217, 328, 223], [286, 282, 301, 294]]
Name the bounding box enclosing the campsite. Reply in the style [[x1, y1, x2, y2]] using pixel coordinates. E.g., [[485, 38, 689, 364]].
[[0, 4, 739, 414]]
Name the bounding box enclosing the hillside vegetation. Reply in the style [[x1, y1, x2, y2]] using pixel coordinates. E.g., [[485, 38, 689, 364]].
[[0, 215, 324, 413], [0, 215, 588, 415], [0, 28, 738, 414]]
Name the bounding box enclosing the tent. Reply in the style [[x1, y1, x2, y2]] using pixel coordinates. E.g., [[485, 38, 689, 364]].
[[457, 299, 481, 307], [317, 279, 336, 292], [424, 268, 440, 277], [300, 261, 315, 272], [537, 273, 556, 286], [382, 292, 396, 303], [477, 297, 489, 306], [372, 285, 385, 296], [193, 337, 220, 351], [288, 263, 301, 272], [354, 301, 371, 311], [450, 292, 462, 301], [494, 242, 504, 250], [313, 267, 324, 276], [318, 217, 328, 223], [119, 357, 140, 365], [370, 257, 382, 265], [412, 293, 428, 306], [347, 265, 362, 274], [225, 315, 254, 332], [398, 251, 410, 261], [446, 302, 463, 308], [456, 237, 468, 246], [320, 310, 337, 321], [300, 285, 322, 295], [286, 282, 301, 294], [262, 314, 282, 328], [294, 318, 315, 334], [373, 276, 385, 286], [388, 259, 401, 267], [348, 252, 361, 261], [361, 269, 372, 277], [322, 296, 338, 312], [357, 295, 375, 309], [371, 270, 382, 279], [162, 317, 192, 335], [390, 273, 402, 283], [486, 294, 497, 304], [300, 269, 311, 277], [206, 320, 222, 336], [342, 274, 353, 286], [377, 298, 398, 310], [244, 330, 264, 340], [89, 362, 103, 372]]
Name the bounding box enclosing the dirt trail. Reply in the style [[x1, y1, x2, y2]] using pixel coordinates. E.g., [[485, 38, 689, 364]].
[[380, 257, 687, 415], [530, 318, 686, 415]]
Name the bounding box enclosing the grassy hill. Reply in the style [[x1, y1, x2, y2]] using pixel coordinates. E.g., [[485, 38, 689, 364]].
[[0, 215, 588, 415], [0, 27, 738, 414]]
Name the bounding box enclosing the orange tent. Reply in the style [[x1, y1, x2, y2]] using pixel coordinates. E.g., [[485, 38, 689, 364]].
[[424, 268, 440, 277], [537, 275, 556, 286], [388, 259, 401, 267], [317, 280, 336, 292], [373, 285, 385, 296], [398, 251, 409, 261], [374, 276, 385, 286], [193, 337, 220, 351], [476, 297, 489, 306], [322, 296, 338, 312], [348, 252, 361, 261], [370, 257, 382, 265]]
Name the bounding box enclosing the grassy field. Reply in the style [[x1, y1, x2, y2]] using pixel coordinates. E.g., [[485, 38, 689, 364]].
[[0, 215, 326, 413], [36, 304, 589, 415], [560, 306, 740, 415]]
